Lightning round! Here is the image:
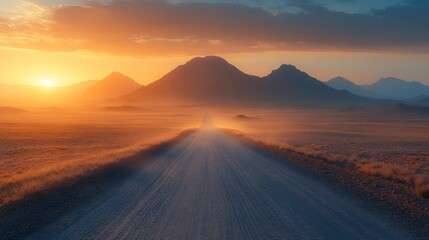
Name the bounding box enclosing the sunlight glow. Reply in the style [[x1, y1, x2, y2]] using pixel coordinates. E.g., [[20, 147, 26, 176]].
[[39, 78, 56, 88]]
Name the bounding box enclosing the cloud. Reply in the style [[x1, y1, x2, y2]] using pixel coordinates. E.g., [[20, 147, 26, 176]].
[[1, 0, 428, 56]]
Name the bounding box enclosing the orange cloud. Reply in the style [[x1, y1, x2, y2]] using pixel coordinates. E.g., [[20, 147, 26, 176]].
[[0, 0, 428, 56]]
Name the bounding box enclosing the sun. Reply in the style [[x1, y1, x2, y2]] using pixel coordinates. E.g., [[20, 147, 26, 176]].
[[39, 79, 56, 88]]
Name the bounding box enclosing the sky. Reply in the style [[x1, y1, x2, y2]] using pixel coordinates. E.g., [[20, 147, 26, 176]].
[[0, 0, 428, 86]]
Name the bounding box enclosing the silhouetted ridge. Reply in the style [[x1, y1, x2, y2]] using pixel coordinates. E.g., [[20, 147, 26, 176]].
[[260, 63, 352, 103], [273, 64, 302, 74], [329, 76, 354, 85], [375, 77, 409, 86], [266, 64, 308, 80], [167, 56, 247, 79], [120, 56, 374, 106], [326, 76, 380, 98], [364, 77, 429, 99], [187, 56, 231, 66], [265, 64, 322, 87], [102, 72, 134, 83], [128, 56, 260, 103], [84, 71, 141, 99]]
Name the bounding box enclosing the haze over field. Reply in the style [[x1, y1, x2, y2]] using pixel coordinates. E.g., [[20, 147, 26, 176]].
[[1, 0, 429, 239]]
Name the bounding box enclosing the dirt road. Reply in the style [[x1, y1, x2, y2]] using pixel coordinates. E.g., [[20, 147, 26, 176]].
[[29, 127, 407, 239]]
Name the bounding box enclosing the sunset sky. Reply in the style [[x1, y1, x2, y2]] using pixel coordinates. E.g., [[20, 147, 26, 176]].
[[0, 0, 428, 87]]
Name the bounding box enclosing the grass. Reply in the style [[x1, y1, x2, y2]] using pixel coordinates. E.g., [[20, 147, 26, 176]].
[[0, 128, 199, 206], [0, 109, 201, 206], [214, 109, 429, 199], [415, 186, 429, 198], [0, 136, 165, 205], [2, 107, 429, 205], [415, 175, 429, 198], [223, 127, 429, 199], [357, 162, 413, 184], [223, 107, 429, 201]]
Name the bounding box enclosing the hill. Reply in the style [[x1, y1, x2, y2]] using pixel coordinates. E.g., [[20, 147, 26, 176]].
[[120, 56, 371, 106], [84, 72, 141, 100], [363, 77, 429, 99], [123, 56, 259, 104], [326, 77, 379, 98]]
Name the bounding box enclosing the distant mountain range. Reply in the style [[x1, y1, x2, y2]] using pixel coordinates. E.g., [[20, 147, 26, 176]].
[[0, 72, 139, 106], [2, 56, 429, 107], [119, 56, 368, 106], [325, 77, 379, 98], [326, 76, 429, 100]]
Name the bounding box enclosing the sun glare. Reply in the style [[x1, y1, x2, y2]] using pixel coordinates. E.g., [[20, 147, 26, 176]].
[[39, 79, 56, 88]]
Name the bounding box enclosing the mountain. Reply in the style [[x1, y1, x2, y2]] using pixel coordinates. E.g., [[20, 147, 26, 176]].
[[363, 77, 429, 99], [122, 56, 260, 104], [260, 65, 366, 104], [84, 72, 141, 99], [326, 77, 429, 100], [326, 77, 380, 98], [119, 56, 372, 106]]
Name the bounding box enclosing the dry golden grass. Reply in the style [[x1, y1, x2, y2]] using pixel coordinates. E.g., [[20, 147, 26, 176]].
[[2, 106, 429, 205], [414, 175, 429, 198], [0, 108, 202, 205], [212, 108, 429, 198], [415, 186, 429, 198], [1, 144, 152, 204], [357, 162, 413, 183]]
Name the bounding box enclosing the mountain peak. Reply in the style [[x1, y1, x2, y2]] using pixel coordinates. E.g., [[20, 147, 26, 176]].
[[266, 64, 308, 80], [277, 64, 300, 72], [325, 76, 380, 98], [327, 76, 358, 87], [104, 71, 129, 81], [182, 56, 240, 73], [374, 77, 428, 88], [329, 76, 352, 83], [188, 56, 230, 65], [377, 77, 407, 84], [85, 72, 141, 99], [273, 64, 303, 74], [368, 77, 429, 99], [120, 56, 367, 106], [163, 55, 246, 80]]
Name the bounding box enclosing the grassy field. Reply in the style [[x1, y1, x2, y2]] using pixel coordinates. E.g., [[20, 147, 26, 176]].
[[0, 107, 201, 205], [212, 108, 429, 197], [1, 106, 428, 206]]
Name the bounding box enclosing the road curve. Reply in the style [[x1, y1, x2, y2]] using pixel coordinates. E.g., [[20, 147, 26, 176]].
[[29, 127, 407, 240]]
